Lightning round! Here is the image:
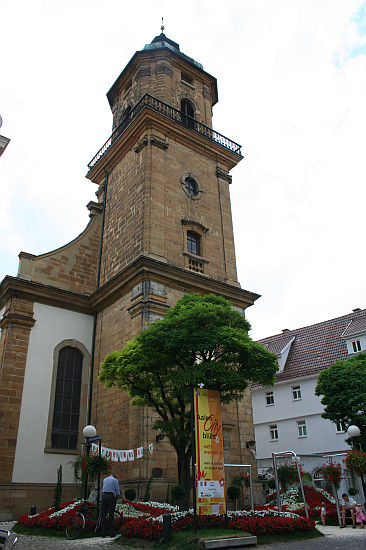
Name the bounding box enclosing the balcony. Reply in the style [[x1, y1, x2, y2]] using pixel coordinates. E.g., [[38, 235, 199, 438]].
[[87, 94, 242, 173]]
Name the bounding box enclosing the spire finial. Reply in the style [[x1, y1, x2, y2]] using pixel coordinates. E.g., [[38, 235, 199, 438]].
[[161, 17, 165, 33]]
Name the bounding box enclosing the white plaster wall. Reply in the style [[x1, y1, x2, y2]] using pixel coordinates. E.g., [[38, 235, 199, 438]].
[[252, 378, 349, 461], [12, 302, 94, 483], [254, 413, 348, 460], [252, 378, 323, 425]]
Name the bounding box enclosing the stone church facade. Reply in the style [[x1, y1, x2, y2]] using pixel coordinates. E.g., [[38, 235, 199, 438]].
[[0, 32, 261, 519]]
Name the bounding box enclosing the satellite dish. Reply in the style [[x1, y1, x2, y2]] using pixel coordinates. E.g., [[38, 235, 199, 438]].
[[0, 115, 2, 129]]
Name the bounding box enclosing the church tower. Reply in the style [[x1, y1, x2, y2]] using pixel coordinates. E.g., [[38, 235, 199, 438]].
[[0, 30, 261, 518], [87, 31, 260, 498]]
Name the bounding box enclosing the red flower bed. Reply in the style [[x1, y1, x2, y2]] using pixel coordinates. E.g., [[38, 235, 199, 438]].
[[121, 513, 315, 541], [18, 500, 84, 530]]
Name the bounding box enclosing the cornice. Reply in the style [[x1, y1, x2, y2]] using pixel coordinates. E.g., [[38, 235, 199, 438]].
[[0, 276, 92, 315], [0, 256, 260, 316], [87, 108, 242, 185]]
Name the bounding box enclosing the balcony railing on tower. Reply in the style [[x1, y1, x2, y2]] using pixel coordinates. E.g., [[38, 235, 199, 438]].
[[87, 94, 242, 172]]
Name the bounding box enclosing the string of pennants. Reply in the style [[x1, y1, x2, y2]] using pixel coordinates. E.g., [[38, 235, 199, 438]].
[[91, 442, 154, 462]]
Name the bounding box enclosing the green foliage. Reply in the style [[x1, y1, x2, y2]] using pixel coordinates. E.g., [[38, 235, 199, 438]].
[[73, 455, 111, 484], [171, 485, 186, 503], [227, 486, 241, 501], [315, 353, 366, 449], [347, 487, 358, 496], [124, 488, 137, 501], [144, 474, 154, 502], [54, 465, 62, 511], [277, 463, 301, 492], [345, 449, 366, 475], [99, 293, 278, 500]]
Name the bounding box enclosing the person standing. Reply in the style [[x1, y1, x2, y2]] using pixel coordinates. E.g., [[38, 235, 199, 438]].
[[320, 501, 326, 526], [100, 470, 120, 537]]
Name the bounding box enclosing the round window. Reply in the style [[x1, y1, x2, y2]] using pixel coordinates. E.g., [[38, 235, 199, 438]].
[[181, 173, 201, 199], [185, 177, 199, 197]]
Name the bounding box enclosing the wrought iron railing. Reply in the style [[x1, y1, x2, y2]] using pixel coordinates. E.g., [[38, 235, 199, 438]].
[[87, 94, 242, 171]]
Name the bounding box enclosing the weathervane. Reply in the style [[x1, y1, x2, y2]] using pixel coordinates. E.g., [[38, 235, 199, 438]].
[[161, 17, 164, 33]]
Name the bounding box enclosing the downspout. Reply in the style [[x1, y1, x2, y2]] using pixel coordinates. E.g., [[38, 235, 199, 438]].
[[87, 170, 109, 424]]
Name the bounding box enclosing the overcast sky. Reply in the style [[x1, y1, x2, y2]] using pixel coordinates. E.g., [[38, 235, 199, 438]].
[[1, 0, 365, 339]]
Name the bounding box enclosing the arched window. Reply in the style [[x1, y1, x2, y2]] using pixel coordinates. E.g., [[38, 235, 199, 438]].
[[51, 346, 83, 450], [187, 231, 201, 256], [181, 99, 195, 128]]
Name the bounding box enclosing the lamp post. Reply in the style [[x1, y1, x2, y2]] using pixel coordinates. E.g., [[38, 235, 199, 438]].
[[347, 425, 366, 509], [82, 425, 97, 501]]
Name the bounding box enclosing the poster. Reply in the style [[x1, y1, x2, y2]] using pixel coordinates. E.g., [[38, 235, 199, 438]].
[[194, 388, 226, 515]]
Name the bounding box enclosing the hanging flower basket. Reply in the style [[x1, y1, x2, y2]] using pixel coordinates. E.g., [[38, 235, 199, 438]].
[[73, 455, 111, 484], [321, 462, 342, 489], [344, 450, 366, 475], [277, 462, 303, 492]]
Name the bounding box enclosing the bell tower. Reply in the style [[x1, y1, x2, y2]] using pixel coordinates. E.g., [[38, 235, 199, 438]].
[[87, 31, 260, 498]]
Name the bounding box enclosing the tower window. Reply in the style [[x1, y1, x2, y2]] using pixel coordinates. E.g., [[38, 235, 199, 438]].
[[181, 99, 195, 128], [184, 177, 199, 197], [51, 346, 83, 450], [181, 72, 193, 86], [187, 231, 201, 256]]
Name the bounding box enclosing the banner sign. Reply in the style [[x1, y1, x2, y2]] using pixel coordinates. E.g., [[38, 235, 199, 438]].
[[194, 388, 226, 515]]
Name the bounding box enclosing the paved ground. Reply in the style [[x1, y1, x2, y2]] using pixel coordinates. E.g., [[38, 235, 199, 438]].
[[2, 521, 366, 549]]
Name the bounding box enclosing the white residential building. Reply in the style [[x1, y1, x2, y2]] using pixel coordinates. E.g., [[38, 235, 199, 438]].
[[252, 308, 366, 497]]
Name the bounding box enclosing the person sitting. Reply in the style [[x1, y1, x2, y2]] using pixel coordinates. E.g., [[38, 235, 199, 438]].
[[340, 493, 356, 528]]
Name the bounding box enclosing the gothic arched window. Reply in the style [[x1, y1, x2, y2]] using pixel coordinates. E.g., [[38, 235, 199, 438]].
[[181, 99, 195, 128], [187, 231, 201, 256], [51, 346, 83, 450]]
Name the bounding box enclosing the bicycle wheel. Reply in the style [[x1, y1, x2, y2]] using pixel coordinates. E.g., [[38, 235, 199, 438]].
[[66, 512, 85, 539]]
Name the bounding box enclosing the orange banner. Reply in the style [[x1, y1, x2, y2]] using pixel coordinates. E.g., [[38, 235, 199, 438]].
[[194, 388, 226, 515]]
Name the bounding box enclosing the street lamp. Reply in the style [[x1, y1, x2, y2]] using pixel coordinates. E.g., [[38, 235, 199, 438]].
[[347, 425, 366, 509], [83, 425, 97, 501]]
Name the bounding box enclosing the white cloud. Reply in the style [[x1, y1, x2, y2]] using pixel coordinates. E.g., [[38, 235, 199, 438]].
[[1, 0, 365, 338]]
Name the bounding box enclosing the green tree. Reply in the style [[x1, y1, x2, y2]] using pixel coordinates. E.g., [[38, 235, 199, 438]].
[[99, 293, 278, 505], [315, 353, 366, 449]]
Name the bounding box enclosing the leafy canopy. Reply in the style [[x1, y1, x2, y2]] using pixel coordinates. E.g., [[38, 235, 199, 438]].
[[99, 293, 278, 449], [315, 353, 366, 449]]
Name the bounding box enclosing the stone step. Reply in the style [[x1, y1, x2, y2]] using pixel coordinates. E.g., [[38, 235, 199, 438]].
[[203, 536, 257, 548]]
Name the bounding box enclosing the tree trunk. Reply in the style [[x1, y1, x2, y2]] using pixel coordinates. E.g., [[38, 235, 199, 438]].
[[176, 446, 192, 509]]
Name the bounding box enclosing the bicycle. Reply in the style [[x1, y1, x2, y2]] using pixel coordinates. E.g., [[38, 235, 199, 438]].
[[65, 500, 123, 539]]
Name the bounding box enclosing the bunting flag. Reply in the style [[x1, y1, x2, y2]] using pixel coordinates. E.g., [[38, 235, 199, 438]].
[[119, 450, 127, 462], [90, 444, 154, 462], [91, 443, 99, 455]]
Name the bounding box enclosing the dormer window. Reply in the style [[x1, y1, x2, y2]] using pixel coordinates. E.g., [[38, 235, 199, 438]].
[[352, 340, 361, 353]]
